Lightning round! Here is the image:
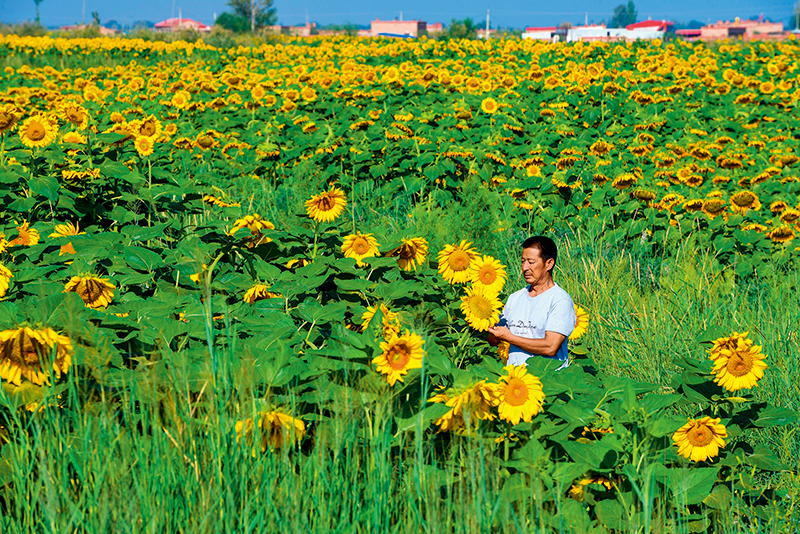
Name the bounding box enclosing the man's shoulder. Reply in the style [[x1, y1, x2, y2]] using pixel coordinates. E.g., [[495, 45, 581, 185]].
[[506, 286, 531, 303], [550, 284, 574, 303]]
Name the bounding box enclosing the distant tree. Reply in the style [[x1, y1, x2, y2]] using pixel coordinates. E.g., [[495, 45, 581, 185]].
[[104, 20, 121, 30], [446, 18, 478, 39], [673, 19, 704, 30], [33, 0, 44, 23], [215, 12, 250, 33], [131, 20, 155, 29], [610, 1, 637, 28], [225, 0, 277, 32], [91, 11, 100, 26], [558, 21, 573, 29]]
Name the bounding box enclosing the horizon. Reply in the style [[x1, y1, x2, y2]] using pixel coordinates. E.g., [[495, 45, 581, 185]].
[[1, 0, 796, 30]]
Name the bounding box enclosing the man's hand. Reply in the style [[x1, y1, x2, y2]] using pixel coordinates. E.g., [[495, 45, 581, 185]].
[[487, 325, 512, 342]]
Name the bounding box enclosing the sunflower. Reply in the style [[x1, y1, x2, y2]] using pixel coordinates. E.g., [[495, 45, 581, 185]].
[[779, 208, 800, 224], [0, 104, 20, 133], [235, 410, 305, 454], [569, 476, 614, 501], [767, 226, 795, 243], [460, 286, 503, 332], [305, 187, 347, 223], [710, 336, 767, 391], [572, 304, 589, 340], [611, 173, 637, 189], [672, 416, 727, 462], [490, 365, 545, 426], [8, 221, 40, 247], [430, 380, 497, 433], [437, 240, 477, 284], [49, 221, 84, 239], [729, 191, 761, 215], [359, 303, 399, 340], [134, 115, 162, 139], [18, 115, 58, 149], [64, 275, 115, 309], [58, 102, 89, 130], [300, 86, 317, 102], [62, 131, 87, 144], [341, 232, 380, 266], [701, 198, 727, 219], [481, 97, 499, 114], [372, 331, 425, 386], [0, 326, 74, 386], [0, 263, 12, 297], [467, 255, 507, 294], [243, 284, 281, 304], [386, 237, 428, 271], [229, 214, 275, 235], [589, 139, 613, 156], [170, 90, 191, 109], [134, 136, 154, 157]]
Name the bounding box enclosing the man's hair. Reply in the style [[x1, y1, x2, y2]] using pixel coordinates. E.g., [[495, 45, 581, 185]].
[[522, 235, 558, 271]]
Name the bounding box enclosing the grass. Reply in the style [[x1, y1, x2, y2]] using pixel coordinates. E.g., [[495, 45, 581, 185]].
[[1, 227, 798, 532]]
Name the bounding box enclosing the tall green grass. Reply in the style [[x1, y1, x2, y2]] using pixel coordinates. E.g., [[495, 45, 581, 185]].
[[1, 231, 797, 532]]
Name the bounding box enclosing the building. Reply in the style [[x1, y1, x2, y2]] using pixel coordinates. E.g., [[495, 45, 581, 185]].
[[370, 18, 426, 37], [154, 17, 211, 33], [522, 21, 672, 42], [58, 24, 119, 36], [427, 22, 445, 35], [477, 28, 497, 39], [676, 17, 786, 41]]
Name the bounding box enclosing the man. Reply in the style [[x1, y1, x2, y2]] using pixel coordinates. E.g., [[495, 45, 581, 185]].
[[488, 236, 576, 368]]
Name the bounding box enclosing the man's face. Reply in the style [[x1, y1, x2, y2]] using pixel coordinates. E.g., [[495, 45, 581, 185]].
[[521, 247, 554, 285]]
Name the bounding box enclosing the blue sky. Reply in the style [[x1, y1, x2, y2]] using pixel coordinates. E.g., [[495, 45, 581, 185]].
[[1, 0, 796, 29]]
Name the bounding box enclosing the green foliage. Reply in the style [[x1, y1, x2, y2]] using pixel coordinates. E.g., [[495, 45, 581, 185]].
[[444, 18, 478, 40], [225, 0, 277, 32], [215, 12, 250, 34], [610, 1, 637, 28]]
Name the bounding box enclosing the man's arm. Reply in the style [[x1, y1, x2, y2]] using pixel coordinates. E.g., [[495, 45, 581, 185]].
[[486, 325, 565, 357]]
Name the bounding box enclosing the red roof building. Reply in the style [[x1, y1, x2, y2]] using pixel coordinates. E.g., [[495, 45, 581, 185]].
[[155, 17, 211, 33], [626, 20, 673, 31]]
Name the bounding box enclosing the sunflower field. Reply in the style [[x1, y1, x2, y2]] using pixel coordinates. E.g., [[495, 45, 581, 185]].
[[0, 32, 799, 532]]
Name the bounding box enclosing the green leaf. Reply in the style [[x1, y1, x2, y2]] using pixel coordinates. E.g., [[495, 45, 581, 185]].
[[753, 406, 798, 428], [124, 246, 164, 272], [665, 467, 719, 506], [746, 444, 788, 471], [27, 175, 59, 201]]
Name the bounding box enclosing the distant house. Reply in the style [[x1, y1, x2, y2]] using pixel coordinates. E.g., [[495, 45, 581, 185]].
[[477, 28, 497, 39], [676, 17, 786, 41], [523, 21, 672, 42], [154, 17, 211, 33], [370, 19, 426, 37], [427, 22, 445, 35], [264, 22, 317, 36], [59, 23, 119, 36]]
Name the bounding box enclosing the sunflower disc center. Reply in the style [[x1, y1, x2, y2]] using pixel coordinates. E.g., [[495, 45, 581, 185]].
[[503, 377, 529, 406]]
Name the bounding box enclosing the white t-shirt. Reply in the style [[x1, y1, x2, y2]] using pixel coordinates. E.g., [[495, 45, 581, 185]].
[[499, 283, 576, 366]]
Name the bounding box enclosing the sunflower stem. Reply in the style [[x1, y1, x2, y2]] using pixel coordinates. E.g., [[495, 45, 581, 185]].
[[311, 220, 320, 259]]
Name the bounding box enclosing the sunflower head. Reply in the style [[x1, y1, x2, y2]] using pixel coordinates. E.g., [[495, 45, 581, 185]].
[[64, 275, 115, 309], [0, 326, 74, 386], [235, 410, 305, 454], [305, 187, 347, 223], [386, 237, 429, 271], [572, 304, 589, 340], [481, 97, 499, 114], [437, 240, 477, 284], [19, 114, 58, 148], [672, 416, 727, 462], [460, 286, 502, 332], [341, 232, 380, 266], [372, 330, 425, 386], [430, 380, 497, 433], [491, 365, 545, 426], [467, 255, 507, 294]]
